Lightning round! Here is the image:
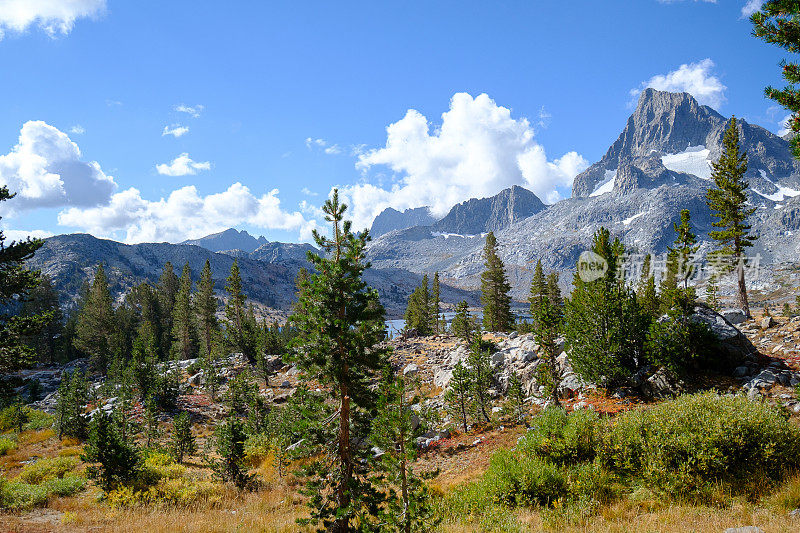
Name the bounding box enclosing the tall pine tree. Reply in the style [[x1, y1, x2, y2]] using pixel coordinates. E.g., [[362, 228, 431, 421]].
[[706, 117, 757, 318], [480, 232, 512, 332], [74, 264, 116, 372], [172, 263, 198, 360], [156, 262, 179, 360], [403, 275, 431, 335], [430, 272, 441, 334], [195, 259, 218, 357], [0, 186, 47, 376], [752, 2, 800, 157], [289, 189, 389, 532]]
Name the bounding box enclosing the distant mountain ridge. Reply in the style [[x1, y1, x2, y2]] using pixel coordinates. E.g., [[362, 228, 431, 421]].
[[181, 228, 268, 253], [370, 207, 438, 238], [572, 88, 800, 200], [366, 88, 800, 299], [431, 185, 545, 235], [27, 233, 478, 318]]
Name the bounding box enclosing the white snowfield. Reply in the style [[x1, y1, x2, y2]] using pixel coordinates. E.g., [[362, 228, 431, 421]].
[[752, 169, 800, 202], [590, 169, 617, 197], [622, 212, 645, 225], [661, 145, 712, 180]]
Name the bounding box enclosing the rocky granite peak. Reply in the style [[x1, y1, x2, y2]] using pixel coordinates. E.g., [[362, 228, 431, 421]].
[[431, 185, 545, 235]]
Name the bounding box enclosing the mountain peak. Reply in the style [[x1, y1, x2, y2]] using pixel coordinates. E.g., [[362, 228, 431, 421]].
[[431, 185, 545, 235], [181, 228, 268, 253], [370, 206, 438, 238], [572, 89, 800, 200]]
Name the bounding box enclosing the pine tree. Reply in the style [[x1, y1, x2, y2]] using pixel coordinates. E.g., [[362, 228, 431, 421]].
[[547, 271, 562, 310], [706, 117, 757, 318], [430, 272, 441, 334], [467, 340, 494, 425], [55, 370, 90, 440], [213, 415, 253, 490], [225, 260, 258, 363], [670, 209, 700, 291], [0, 187, 47, 376], [506, 372, 526, 424], [142, 395, 161, 448], [636, 254, 660, 319], [74, 264, 116, 372], [195, 259, 218, 357], [156, 262, 180, 360], [373, 372, 438, 533], [480, 232, 513, 332], [705, 274, 720, 311], [752, 2, 800, 157], [403, 275, 431, 335], [82, 411, 142, 492], [529, 260, 547, 328], [130, 321, 159, 400], [288, 189, 389, 532], [444, 360, 471, 433], [450, 301, 475, 342], [170, 411, 196, 463], [21, 275, 63, 365], [532, 267, 563, 407], [172, 263, 198, 360], [564, 228, 647, 387]]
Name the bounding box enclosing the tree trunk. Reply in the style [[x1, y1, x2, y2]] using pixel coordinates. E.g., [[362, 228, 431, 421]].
[[334, 384, 351, 533], [737, 258, 750, 318]]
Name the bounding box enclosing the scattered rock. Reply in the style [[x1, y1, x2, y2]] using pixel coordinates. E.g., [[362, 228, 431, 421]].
[[403, 363, 419, 376], [761, 316, 776, 329]]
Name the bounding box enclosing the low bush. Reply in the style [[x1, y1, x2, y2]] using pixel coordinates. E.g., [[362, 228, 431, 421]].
[[18, 456, 79, 484], [481, 450, 566, 506], [40, 474, 85, 497], [0, 405, 52, 433], [599, 392, 800, 499], [0, 472, 84, 510], [142, 451, 186, 481], [0, 436, 16, 456], [0, 477, 48, 510], [106, 476, 223, 508], [243, 433, 272, 465], [517, 407, 600, 465]]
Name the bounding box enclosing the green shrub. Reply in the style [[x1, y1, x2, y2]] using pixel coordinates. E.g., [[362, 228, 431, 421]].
[[244, 433, 272, 465], [0, 436, 16, 456], [435, 481, 522, 532], [40, 474, 85, 497], [599, 393, 800, 499], [563, 461, 619, 504], [24, 409, 54, 431], [18, 456, 79, 484], [142, 451, 185, 481], [0, 477, 48, 510], [517, 407, 600, 465], [481, 449, 566, 506]]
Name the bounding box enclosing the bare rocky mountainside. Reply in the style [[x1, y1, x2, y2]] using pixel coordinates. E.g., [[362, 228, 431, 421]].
[[366, 88, 800, 300], [26, 233, 478, 318]]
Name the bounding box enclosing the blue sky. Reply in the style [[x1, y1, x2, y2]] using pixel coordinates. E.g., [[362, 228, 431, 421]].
[[0, 0, 789, 244]]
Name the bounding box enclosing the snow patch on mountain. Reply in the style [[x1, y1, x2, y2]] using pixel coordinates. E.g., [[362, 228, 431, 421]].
[[622, 212, 645, 225], [661, 145, 711, 180], [590, 169, 617, 197]]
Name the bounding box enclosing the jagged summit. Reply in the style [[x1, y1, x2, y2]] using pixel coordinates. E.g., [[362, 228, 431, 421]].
[[370, 206, 438, 238], [181, 228, 268, 253], [572, 88, 800, 200], [431, 185, 545, 235]]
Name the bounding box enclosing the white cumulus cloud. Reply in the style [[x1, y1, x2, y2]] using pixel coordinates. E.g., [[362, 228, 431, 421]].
[[630, 58, 727, 109], [69, 125, 84, 135], [1, 228, 53, 242], [162, 124, 189, 138], [741, 0, 764, 17], [156, 153, 211, 176], [175, 104, 203, 118], [0, 120, 116, 213], [342, 92, 587, 230], [58, 183, 318, 244], [0, 0, 105, 39]]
